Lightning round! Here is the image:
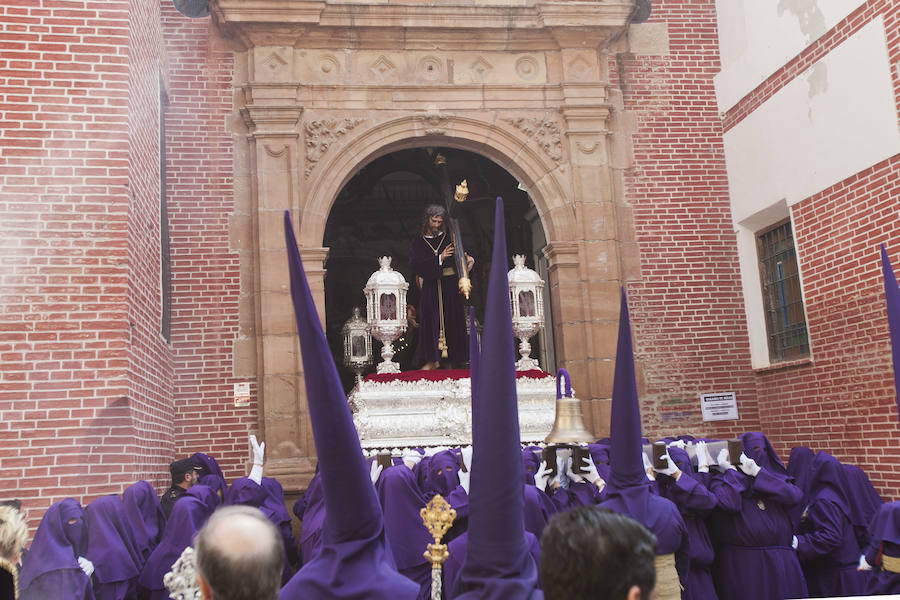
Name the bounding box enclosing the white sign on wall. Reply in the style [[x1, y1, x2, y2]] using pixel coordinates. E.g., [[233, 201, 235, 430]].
[[234, 382, 250, 407], [700, 392, 738, 422]]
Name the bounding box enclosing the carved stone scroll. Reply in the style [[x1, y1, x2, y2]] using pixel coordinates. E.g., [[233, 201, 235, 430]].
[[303, 118, 364, 177], [503, 116, 563, 162]]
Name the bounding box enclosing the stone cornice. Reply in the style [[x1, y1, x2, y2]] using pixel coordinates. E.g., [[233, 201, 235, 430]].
[[211, 0, 635, 49]]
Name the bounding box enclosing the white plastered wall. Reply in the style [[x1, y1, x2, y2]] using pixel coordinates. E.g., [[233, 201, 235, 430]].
[[715, 0, 866, 111], [720, 15, 900, 368]]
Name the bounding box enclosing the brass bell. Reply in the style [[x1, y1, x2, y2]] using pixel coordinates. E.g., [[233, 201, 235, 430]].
[[545, 368, 594, 444]]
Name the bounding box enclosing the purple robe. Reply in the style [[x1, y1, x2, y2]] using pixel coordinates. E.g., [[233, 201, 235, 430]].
[[374, 465, 433, 600], [788, 446, 816, 528], [658, 447, 718, 600], [708, 467, 808, 600], [281, 212, 418, 600], [795, 452, 865, 597], [842, 463, 882, 549], [84, 495, 143, 600], [522, 485, 557, 541], [19, 498, 94, 600], [864, 501, 900, 594], [121, 481, 165, 565], [602, 290, 689, 592], [451, 200, 540, 600], [409, 232, 468, 365], [137, 485, 219, 599], [225, 477, 298, 585], [296, 474, 326, 566], [444, 531, 542, 599]]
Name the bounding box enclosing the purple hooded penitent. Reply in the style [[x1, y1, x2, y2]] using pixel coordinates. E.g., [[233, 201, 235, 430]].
[[864, 501, 900, 595], [599, 289, 688, 590], [138, 485, 219, 599], [279, 212, 417, 600], [882, 244, 900, 421], [374, 465, 433, 598], [121, 481, 165, 564], [296, 472, 326, 566], [657, 446, 718, 600], [451, 198, 541, 600], [842, 463, 882, 549], [19, 498, 94, 600], [795, 451, 865, 596], [85, 495, 143, 599], [707, 431, 807, 600]]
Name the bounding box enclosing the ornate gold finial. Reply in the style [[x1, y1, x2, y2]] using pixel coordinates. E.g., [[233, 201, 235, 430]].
[[420, 494, 457, 566], [458, 277, 471, 301], [434, 153, 447, 166], [454, 179, 469, 202]]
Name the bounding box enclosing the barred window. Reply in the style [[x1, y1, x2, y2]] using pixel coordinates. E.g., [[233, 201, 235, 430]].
[[756, 220, 808, 361]]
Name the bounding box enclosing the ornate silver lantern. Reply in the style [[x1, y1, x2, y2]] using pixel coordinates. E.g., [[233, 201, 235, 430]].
[[364, 257, 409, 374], [342, 307, 372, 383], [507, 254, 545, 370]]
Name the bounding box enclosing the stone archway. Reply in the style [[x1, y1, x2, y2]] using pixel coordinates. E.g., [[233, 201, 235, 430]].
[[224, 1, 640, 489]]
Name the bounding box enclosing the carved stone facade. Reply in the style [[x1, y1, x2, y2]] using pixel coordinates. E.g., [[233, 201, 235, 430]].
[[219, 0, 641, 489]]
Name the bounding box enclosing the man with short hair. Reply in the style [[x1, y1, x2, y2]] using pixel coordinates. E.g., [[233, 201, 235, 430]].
[[194, 505, 283, 600], [161, 458, 201, 518], [539, 506, 657, 600]]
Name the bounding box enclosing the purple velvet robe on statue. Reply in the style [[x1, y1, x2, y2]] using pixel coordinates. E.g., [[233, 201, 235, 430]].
[[84, 495, 144, 600], [708, 433, 807, 600], [657, 447, 718, 600], [409, 232, 468, 365], [795, 452, 865, 597], [19, 498, 94, 600]]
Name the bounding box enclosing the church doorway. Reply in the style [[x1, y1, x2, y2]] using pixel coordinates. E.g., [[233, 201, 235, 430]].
[[322, 147, 554, 392]]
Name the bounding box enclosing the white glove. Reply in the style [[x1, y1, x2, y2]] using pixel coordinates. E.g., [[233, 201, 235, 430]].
[[695, 441, 711, 473], [461, 446, 473, 474], [401, 449, 422, 469], [654, 451, 681, 480], [458, 468, 470, 495], [716, 448, 736, 471], [739, 453, 761, 477], [791, 535, 798, 550], [369, 460, 383, 485], [534, 460, 551, 492], [858, 554, 873, 571], [667, 439, 687, 450], [580, 456, 602, 486], [566, 457, 585, 484], [78, 556, 94, 577], [424, 446, 448, 457], [249, 434, 265, 484], [642, 452, 656, 481]]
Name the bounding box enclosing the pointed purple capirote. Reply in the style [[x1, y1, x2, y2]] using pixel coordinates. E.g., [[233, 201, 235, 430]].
[[881, 244, 900, 422], [280, 212, 417, 599], [454, 198, 541, 599], [608, 288, 646, 490]]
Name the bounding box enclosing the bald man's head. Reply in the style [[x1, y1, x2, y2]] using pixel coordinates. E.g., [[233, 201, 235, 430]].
[[194, 505, 283, 600]]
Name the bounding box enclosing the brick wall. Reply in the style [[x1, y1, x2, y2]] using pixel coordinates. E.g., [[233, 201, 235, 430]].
[[0, 0, 175, 527], [614, 0, 762, 442], [161, 4, 255, 479], [709, 0, 900, 497], [721, 0, 900, 497]]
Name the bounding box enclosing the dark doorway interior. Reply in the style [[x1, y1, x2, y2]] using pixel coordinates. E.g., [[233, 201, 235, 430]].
[[323, 147, 544, 392]]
